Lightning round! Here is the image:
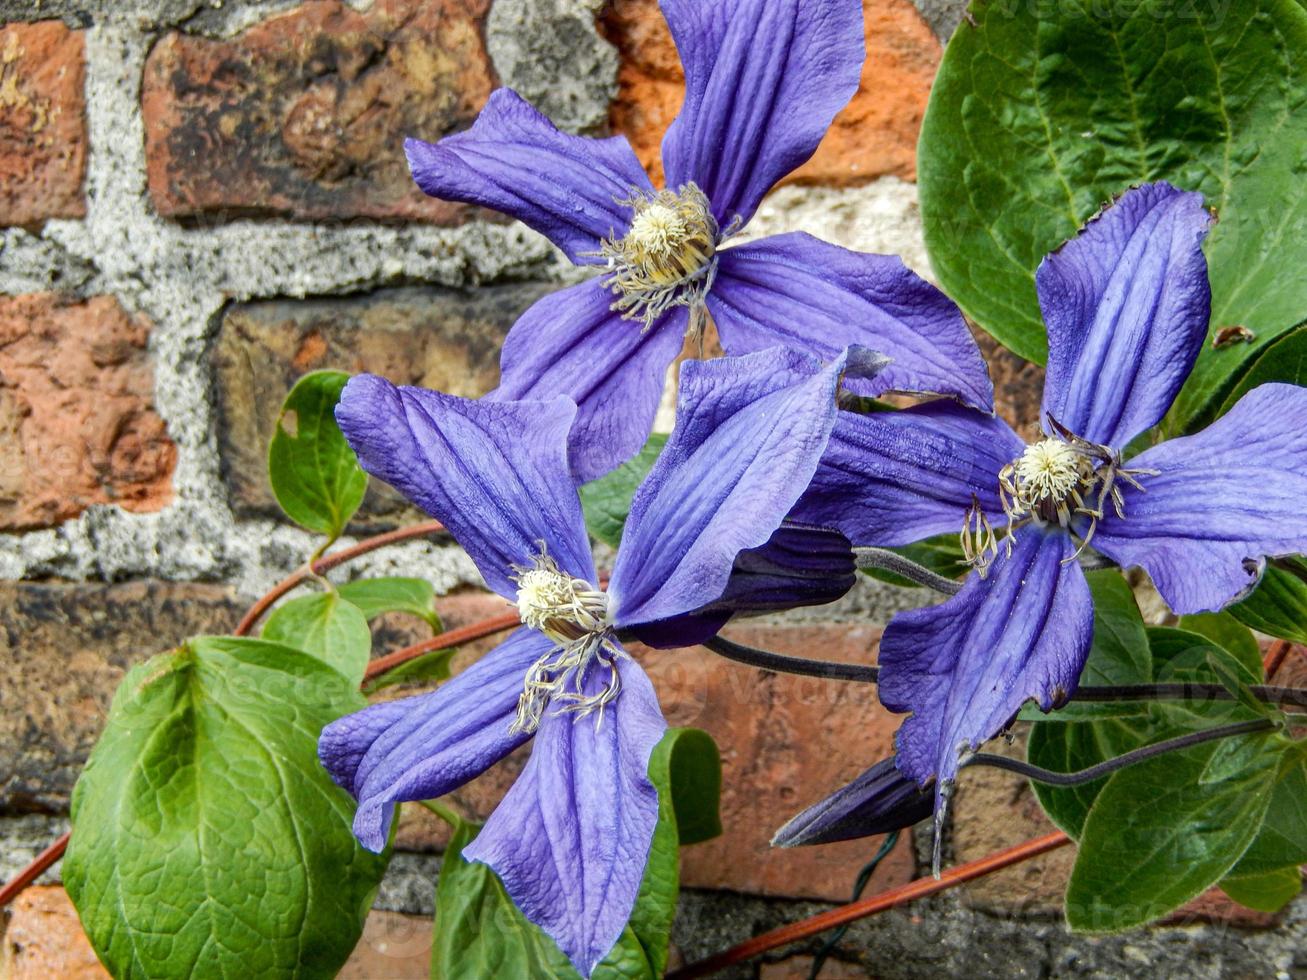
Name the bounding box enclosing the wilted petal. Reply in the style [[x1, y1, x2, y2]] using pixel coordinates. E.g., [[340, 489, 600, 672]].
[[1040, 182, 1213, 448], [878, 528, 1093, 796], [488, 278, 688, 483], [609, 347, 885, 627], [336, 375, 594, 599], [464, 656, 667, 977], [772, 756, 934, 847], [710, 234, 994, 411], [318, 628, 550, 851], [406, 88, 652, 263], [1090, 383, 1307, 614], [792, 403, 1021, 547], [660, 0, 864, 226]]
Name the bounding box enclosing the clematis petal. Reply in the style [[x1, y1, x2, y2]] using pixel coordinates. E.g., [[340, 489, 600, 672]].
[[318, 628, 551, 851], [878, 528, 1094, 797], [487, 278, 688, 483], [772, 756, 934, 847], [630, 523, 856, 648], [792, 403, 1021, 547], [336, 375, 594, 599], [710, 234, 994, 412], [464, 655, 667, 977], [1039, 182, 1213, 448], [405, 88, 653, 264], [660, 0, 864, 226], [1090, 383, 1307, 615], [609, 347, 886, 628]]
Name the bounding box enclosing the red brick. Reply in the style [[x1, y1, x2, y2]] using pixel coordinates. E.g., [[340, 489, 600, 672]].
[[0, 294, 175, 530], [599, 0, 939, 189], [0, 21, 87, 225], [141, 0, 494, 222]]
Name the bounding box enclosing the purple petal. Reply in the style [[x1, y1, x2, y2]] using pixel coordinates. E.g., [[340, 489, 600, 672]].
[[1090, 383, 1307, 614], [336, 375, 594, 599], [772, 756, 934, 847], [318, 628, 550, 851], [660, 0, 864, 226], [710, 234, 994, 411], [1040, 182, 1213, 448], [405, 88, 652, 263], [792, 403, 1022, 547], [464, 655, 667, 976], [879, 528, 1093, 795], [608, 347, 884, 628], [487, 278, 687, 483]]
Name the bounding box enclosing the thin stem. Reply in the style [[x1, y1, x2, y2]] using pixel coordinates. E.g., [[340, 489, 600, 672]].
[[667, 832, 1071, 979], [702, 636, 879, 683], [852, 548, 963, 595], [0, 833, 69, 907], [1073, 682, 1307, 710], [362, 612, 520, 681], [965, 718, 1279, 786]]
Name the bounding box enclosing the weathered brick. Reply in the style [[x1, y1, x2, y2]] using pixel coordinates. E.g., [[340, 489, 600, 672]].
[[599, 0, 939, 189], [0, 21, 86, 226], [211, 283, 550, 525], [0, 294, 176, 530], [141, 0, 494, 222], [0, 580, 243, 813]]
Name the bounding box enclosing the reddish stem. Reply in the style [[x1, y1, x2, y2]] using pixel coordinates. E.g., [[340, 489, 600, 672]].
[[0, 833, 70, 908], [669, 832, 1071, 979], [363, 612, 521, 681]]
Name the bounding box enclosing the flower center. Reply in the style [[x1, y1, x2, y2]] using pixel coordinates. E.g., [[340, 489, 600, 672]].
[[594, 183, 721, 335], [510, 552, 621, 734], [1011, 439, 1088, 512]]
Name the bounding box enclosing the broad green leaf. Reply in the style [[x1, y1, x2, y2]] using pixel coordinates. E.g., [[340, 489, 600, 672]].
[[579, 434, 667, 549], [269, 370, 368, 538], [656, 727, 722, 846], [1229, 557, 1307, 645], [262, 591, 372, 686], [1066, 731, 1283, 932], [361, 647, 458, 695], [1217, 323, 1307, 416], [1177, 612, 1263, 673], [64, 637, 388, 979], [338, 577, 441, 629], [859, 534, 967, 590], [1027, 717, 1144, 837], [1220, 866, 1302, 914], [1147, 625, 1261, 686], [917, 0, 1307, 434], [1227, 761, 1307, 876]]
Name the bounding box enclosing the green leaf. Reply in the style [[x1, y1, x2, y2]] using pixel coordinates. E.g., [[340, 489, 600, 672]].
[[1027, 717, 1145, 838], [1177, 612, 1263, 674], [859, 534, 967, 590], [262, 591, 372, 686], [361, 647, 458, 695], [64, 637, 388, 979], [1220, 866, 1302, 914], [655, 728, 722, 846], [1227, 760, 1307, 876], [1147, 625, 1261, 686], [1217, 323, 1307, 416], [917, 0, 1307, 433], [1229, 557, 1307, 645], [268, 370, 368, 538], [1065, 731, 1283, 932], [338, 577, 441, 629], [579, 434, 667, 549]]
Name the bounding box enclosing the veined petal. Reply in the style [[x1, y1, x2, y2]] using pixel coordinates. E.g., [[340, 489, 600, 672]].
[[609, 347, 886, 628], [318, 628, 550, 852], [660, 0, 864, 226], [772, 756, 934, 847], [878, 528, 1093, 796], [336, 375, 594, 599], [1039, 182, 1213, 448], [710, 234, 994, 412], [487, 278, 687, 484], [464, 656, 667, 977], [405, 88, 653, 264], [792, 403, 1021, 547], [1090, 383, 1307, 614]]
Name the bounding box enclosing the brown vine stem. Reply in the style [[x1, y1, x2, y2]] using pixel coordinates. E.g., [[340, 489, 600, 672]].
[[668, 832, 1072, 979], [363, 612, 521, 681]]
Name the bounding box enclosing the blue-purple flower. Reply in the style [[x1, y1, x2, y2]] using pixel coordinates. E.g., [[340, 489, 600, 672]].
[[319, 347, 877, 975], [792, 182, 1307, 819], [404, 0, 993, 482]]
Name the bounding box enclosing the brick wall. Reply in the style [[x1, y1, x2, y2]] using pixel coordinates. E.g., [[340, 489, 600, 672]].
[[1, 2, 1302, 977]]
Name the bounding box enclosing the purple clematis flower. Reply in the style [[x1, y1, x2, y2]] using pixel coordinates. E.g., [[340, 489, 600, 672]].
[[404, 0, 993, 482], [319, 347, 878, 975], [792, 182, 1307, 826]]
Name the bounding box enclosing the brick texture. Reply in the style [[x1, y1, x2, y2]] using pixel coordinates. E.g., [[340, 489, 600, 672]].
[[0, 21, 87, 226], [0, 294, 175, 530], [211, 283, 550, 525], [599, 0, 940, 189], [141, 0, 494, 222]]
